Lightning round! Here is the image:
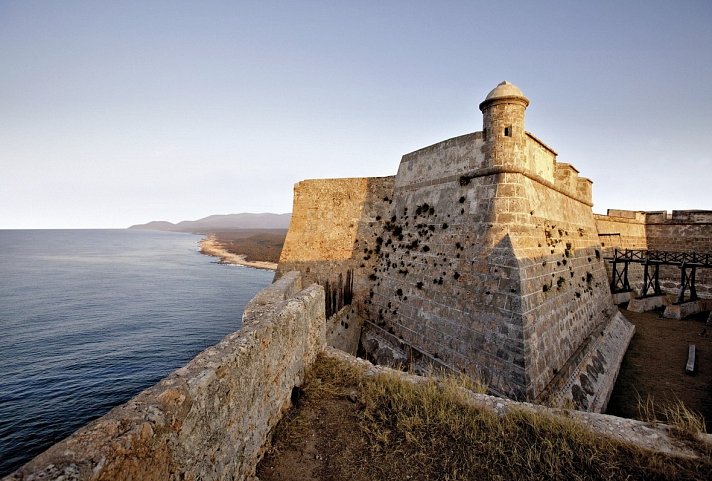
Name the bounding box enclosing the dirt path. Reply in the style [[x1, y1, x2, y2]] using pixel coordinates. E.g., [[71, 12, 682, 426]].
[[607, 308, 712, 426]]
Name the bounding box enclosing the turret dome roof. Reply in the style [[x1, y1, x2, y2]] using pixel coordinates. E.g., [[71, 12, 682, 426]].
[[479, 81, 529, 110]]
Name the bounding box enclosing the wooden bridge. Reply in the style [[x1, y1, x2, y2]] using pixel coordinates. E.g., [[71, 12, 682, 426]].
[[606, 249, 712, 303]]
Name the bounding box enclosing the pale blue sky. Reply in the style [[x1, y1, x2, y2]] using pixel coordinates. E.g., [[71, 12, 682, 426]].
[[1, 1, 710, 228]]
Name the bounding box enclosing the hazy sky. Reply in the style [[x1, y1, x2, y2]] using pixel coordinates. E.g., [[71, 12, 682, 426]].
[[1, 1, 710, 228]]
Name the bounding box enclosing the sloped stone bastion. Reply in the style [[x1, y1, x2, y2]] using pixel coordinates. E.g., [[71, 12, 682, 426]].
[[277, 81, 635, 411]]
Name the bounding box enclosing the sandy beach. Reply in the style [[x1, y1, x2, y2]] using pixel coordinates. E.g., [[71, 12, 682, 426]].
[[199, 235, 278, 270]]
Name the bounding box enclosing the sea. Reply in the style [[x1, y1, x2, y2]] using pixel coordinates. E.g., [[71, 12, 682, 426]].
[[0, 229, 274, 476]]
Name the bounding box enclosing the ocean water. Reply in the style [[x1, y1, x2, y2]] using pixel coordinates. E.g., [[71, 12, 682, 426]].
[[0, 229, 274, 476]]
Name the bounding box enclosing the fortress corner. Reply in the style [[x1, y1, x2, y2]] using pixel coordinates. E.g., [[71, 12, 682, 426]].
[[278, 81, 635, 411]]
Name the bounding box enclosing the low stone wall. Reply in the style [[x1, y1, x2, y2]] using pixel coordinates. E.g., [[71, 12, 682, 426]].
[[323, 347, 712, 458], [5, 271, 326, 481]]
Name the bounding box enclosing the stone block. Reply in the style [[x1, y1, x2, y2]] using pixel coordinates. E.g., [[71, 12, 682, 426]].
[[627, 294, 668, 313], [663, 301, 703, 320]]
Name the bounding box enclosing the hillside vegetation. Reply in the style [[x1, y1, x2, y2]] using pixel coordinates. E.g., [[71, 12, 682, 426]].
[[211, 229, 287, 263]]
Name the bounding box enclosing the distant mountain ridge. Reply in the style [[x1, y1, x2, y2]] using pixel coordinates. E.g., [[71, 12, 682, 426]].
[[129, 213, 292, 232]]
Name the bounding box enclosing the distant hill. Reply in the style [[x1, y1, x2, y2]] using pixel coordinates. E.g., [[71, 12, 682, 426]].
[[129, 213, 292, 232]]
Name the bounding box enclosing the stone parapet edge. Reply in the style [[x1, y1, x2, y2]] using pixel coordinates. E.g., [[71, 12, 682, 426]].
[[5, 271, 326, 481], [322, 346, 711, 459]]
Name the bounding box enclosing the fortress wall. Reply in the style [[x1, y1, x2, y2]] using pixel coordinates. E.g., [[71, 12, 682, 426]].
[[593, 212, 648, 294], [273, 84, 636, 410], [593, 210, 712, 299], [511, 176, 628, 407], [278, 178, 373, 262], [554, 164, 579, 195], [276, 177, 394, 319], [645, 211, 712, 299], [513, 176, 635, 409], [645, 212, 712, 252], [368, 134, 530, 396], [6, 272, 326, 481], [394, 132, 485, 188], [325, 306, 364, 355], [593, 212, 648, 251], [525, 133, 556, 181], [367, 130, 633, 406]]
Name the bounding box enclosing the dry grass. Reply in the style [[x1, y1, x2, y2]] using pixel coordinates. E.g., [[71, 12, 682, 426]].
[[638, 394, 708, 442], [665, 400, 708, 440], [258, 355, 712, 481]]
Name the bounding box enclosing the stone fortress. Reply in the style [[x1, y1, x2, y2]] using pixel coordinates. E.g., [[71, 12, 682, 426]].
[[7, 82, 712, 481], [278, 80, 637, 411]]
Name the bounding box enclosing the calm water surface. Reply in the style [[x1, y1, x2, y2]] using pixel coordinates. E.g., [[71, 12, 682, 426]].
[[0, 229, 273, 476]]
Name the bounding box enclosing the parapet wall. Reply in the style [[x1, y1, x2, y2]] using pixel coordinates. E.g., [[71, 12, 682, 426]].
[[324, 346, 712, 459], [5, 272, 326, 481]]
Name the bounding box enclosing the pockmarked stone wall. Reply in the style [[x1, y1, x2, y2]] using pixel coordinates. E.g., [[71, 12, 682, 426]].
[[5, 272, 326, 481], [277, 81, 635, 412], [325, 306, 364, 356], [365, 82, 633, 409], [276, 176, 394, 319], [367, 136, 632, 405]]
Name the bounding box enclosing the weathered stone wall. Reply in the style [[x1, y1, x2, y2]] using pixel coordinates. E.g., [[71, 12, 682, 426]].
[[325, 306, 363, 356], [512, 175, 628, 405], [275, 83, 637, 411], [593, 211, 648, 251], [276, 176, 394, 319], [366, 125, 632, 408], [368, 134, 526, 396], [593, 210, 649, 296], [593, 209, 712, 300], [5, 272, 326, 481], [645, 211, 712, 299], [537, 311, 633, 412], [525, 133, 556, 180]]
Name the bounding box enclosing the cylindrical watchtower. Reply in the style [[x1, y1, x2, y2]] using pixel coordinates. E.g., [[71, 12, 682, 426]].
[[479, 81, 529, 170]]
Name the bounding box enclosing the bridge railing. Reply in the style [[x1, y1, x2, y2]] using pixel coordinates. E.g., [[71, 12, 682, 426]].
[[604, 249, 710, 303], [605, 249, 712, 268]]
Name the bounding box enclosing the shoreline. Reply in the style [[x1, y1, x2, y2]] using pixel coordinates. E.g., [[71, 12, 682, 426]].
[[199, 235, 278, 271]]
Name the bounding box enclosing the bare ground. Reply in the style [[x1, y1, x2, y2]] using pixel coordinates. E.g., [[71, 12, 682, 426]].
[[257, 362, 372, 481], [607, 307, 712, 426]]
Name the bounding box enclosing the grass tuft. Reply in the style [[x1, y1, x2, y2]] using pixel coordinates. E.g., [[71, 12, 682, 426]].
[[664, 400, 707, 440], [637, 394, 707, 440]]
